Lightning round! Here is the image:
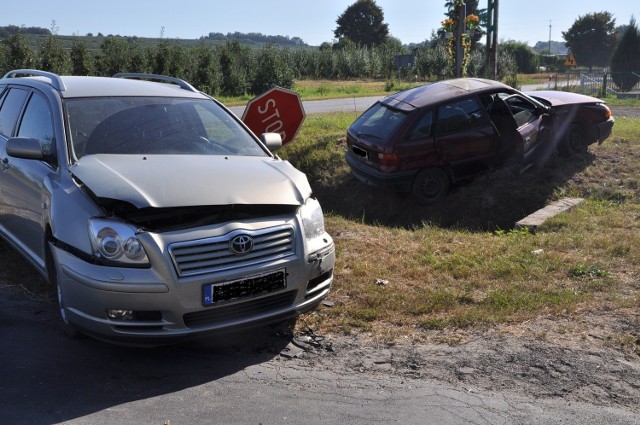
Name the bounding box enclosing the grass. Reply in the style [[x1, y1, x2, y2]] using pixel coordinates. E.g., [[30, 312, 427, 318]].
[[217, 79, 424, 106], [278, 108, 640, 342]]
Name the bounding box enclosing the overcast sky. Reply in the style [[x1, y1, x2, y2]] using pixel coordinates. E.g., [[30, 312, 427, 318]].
[[2, 1, 638, 46]]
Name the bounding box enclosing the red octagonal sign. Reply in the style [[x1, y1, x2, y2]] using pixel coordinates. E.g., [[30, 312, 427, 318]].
[[242, 87, 306, 146]]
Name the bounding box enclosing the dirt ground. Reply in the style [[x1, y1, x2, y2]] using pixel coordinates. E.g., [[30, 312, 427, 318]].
[[285, 308, 639, 413]]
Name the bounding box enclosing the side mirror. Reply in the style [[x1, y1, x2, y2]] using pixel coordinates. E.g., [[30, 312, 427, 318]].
[[260, 132, 283, 152], [6, 137, 44, 160]]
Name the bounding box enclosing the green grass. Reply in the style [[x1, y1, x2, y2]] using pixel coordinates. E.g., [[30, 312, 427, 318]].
[[280, 110, 640, 341]]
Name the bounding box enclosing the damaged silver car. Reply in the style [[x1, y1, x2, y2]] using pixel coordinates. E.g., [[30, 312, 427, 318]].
[[0, 70, 335, 344]]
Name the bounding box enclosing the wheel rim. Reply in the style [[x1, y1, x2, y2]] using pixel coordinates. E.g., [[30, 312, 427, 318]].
[[413, 169, 449, 203], [420, 176, 442, 198]]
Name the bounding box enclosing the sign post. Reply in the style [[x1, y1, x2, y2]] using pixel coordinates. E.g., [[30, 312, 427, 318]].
[[242, 87, 306, 146]]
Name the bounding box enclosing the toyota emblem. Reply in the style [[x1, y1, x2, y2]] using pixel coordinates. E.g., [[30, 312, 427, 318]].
[[230, 234, 254, 255]]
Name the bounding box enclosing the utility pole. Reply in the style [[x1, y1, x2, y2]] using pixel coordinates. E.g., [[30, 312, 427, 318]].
[[485, 0, 498, 79], [548, 20, 552, 55], [455, 2, 467, 78]]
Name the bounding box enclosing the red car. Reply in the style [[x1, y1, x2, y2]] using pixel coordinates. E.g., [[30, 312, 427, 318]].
[[345, 78, 614, 203]]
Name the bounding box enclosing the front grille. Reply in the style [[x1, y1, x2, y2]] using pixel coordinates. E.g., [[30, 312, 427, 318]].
[[183, 290, 297, 328], [169, 225, 295, 277]]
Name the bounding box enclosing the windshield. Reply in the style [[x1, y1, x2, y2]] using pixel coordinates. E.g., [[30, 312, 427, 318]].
[[65, 97, 269, 160], [349, 102, 409, 144]]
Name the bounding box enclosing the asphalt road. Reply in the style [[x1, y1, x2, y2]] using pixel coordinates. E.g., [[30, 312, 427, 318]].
[[229, 95, 384, 118], [1, 285, 637, 425], [227, 81, 565, 118]]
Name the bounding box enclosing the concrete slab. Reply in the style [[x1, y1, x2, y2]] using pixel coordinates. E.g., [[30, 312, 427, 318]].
[[515, 198, 584, 232]]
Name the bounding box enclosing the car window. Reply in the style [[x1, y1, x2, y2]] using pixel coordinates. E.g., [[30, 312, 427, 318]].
[[0, 88, 29, 137], [435, 97, 486, 135], [17, 92, 55, 156], [504, 95, 538, 128], [349, 103, 408, 143], [405, 110, 433, 141], [66, 97, 269, 159]]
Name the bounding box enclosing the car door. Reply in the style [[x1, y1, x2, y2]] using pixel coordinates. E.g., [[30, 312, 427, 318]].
[[0, 87, 31, 236], [503, 94, 552, 161], [0, 89, 56, 267], [393, 109, 440, 171], [433, 96, 501, 179]]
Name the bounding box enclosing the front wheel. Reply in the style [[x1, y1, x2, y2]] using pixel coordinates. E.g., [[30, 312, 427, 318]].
[[559, 124, 585, 156], [412, 168, 450, 204]]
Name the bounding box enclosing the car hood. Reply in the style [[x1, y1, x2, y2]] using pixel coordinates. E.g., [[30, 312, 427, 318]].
[[71, 154, 312, 208], [525, 90, 603, 106]]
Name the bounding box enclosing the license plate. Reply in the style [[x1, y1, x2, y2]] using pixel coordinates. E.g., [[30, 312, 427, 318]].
[[202, 269, 286, 306]]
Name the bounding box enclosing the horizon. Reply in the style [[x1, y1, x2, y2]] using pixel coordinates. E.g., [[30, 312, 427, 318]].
[[1, 1, 638, 48]]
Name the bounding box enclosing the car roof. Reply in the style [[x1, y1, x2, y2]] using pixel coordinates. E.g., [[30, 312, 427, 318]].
[[383, 78, 512, 110], [1, 73, 208, 99]]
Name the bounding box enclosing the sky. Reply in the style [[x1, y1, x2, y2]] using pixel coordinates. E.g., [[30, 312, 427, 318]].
[[1, 1, 638, 47]]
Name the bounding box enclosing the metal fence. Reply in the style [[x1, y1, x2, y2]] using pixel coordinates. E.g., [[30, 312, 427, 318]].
[[549, 72, 640, 98]]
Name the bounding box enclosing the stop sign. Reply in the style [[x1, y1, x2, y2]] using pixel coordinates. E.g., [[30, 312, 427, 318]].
[[242, 87, 306, 146]]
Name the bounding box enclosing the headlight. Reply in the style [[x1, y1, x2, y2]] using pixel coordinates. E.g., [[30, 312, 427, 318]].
[[300, 198, 325, 239], [88, 219, 149, 266]]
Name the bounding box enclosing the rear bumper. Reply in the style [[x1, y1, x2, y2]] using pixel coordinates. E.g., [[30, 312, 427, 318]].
[[345, 151, 416, 192]]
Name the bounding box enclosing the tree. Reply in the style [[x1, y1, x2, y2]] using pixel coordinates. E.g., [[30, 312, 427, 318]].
[[501, 41, 540, 74], [334, 0, 389, 47], [217, 40, 251, 96], [610, 18, 640, 91], [562, 12, 617, 71], [249, 44, 294, 95], [39, 35, 69, 74], [70, 38, 93, 75], [3, 32, 35, 71], [96, 37, 132, 76]]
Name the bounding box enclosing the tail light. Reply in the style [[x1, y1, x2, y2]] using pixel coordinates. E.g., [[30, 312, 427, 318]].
[[377, 152, 400, 172]]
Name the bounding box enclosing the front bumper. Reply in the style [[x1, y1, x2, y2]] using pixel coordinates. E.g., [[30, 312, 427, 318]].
[[597, 117, 614, 144], [52, 221, 335, 345]]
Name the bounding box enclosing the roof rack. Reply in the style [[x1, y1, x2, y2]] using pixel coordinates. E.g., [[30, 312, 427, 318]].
[[2, 69, 66, 91], [113, 73, 199, 93]]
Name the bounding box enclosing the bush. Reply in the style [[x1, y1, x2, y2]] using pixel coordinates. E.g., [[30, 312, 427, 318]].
[[610, 18, 640, 91]]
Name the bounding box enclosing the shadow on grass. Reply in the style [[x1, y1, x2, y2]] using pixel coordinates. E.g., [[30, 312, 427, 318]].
[[311, 152, 596, 232]]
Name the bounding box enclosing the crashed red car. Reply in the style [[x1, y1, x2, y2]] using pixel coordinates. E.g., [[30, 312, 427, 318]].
[[345, 78, 614, 203]]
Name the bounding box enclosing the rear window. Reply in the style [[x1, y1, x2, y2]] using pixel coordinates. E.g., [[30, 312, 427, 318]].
[[349, 103, 409, 143], [65, 97, 269, 160], [436, 97, 486, 135]]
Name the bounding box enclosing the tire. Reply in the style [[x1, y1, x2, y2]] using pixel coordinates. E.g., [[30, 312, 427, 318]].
[[411, 168, 450, 204], [559, 124, 585, 156], [46, 243, 80, 339]]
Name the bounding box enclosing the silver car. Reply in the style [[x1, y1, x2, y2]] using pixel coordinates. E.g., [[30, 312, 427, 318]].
[[0, 70, 335, 344]]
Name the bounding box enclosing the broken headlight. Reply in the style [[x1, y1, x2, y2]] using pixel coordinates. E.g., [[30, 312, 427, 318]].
[[300, 197, 325, 240], [88, 219, 149, 266]]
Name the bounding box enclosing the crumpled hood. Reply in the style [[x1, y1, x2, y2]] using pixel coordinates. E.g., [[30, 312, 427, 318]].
[[526, 90, 604, 106], [71, 154, 312, 208]]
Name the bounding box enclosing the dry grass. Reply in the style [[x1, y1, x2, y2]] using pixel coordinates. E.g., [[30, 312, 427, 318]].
[[288, 112, 640, 342]]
